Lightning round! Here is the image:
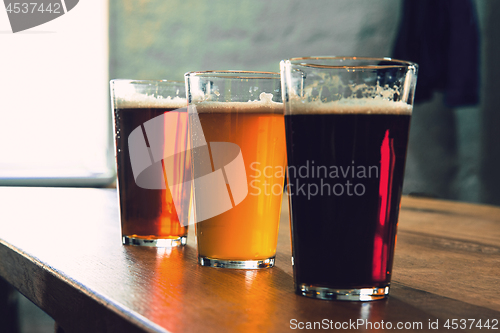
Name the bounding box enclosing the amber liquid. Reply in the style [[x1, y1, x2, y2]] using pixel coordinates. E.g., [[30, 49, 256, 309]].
[[195, 111, 286, 260], [115, 107, 189, 239]]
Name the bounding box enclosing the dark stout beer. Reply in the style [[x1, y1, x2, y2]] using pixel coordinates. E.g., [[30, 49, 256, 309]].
[[285, 103, 411, 291]]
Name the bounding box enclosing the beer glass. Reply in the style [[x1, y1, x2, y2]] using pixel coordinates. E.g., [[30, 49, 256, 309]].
[[110, 80, 190, 247], [281, 57, 418, 300], [185, 71, 286, 268]]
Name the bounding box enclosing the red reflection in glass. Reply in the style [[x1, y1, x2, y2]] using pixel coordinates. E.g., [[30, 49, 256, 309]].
[[373, 130, 395, 281]]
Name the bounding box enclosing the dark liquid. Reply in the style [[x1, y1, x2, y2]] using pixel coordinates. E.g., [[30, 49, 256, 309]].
[[285, 112, 411, 290], [115, 107, 189, 238]]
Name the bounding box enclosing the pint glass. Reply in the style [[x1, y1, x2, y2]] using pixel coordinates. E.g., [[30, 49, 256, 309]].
[[110, 80, 190, 247], [281, 57, 418, 300], [185, 71, 286, 268]]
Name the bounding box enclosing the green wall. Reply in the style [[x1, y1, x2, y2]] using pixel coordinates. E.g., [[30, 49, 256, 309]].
[[109, 0, 500, 205]]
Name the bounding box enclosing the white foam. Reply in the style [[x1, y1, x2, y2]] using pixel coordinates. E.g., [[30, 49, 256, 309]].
[[194, 92, 283, 114], [288, 99, 412, 115], [115, 94, 187, 109]]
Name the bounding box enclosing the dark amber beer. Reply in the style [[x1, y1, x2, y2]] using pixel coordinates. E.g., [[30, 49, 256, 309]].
[[281, 57, 418, 300], [111, 80, 189, 247]]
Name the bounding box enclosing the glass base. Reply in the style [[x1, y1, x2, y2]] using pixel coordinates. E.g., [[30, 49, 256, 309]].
[[198, 256, 275, 269], [297, 284, 390, 301], [122, 235, 187, 247]]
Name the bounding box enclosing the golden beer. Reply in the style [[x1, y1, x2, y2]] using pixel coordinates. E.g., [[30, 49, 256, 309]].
[[195, 107, 286, 261], [186, 71, 284, 268]]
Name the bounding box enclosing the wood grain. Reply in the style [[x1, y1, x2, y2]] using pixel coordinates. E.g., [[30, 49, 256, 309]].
[[0, 187, 499, 333], [394, 197, 500, 313]]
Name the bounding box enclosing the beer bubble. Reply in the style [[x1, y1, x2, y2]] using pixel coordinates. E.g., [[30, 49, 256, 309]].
[[115, 93, 187, 109], [289, 99, 412, 116], [194, 92, 283, 114]]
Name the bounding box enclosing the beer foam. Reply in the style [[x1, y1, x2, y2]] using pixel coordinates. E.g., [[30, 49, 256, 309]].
[[193, 92, 283, 114], [289, 99, 412, 115], [115, 94, 187, 109]]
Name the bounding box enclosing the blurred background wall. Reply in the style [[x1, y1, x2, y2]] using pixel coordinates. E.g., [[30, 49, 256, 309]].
[[109, 0, 500, 206]]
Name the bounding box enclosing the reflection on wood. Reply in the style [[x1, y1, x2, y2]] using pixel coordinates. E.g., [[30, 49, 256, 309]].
[[0, 188, 498, 332]]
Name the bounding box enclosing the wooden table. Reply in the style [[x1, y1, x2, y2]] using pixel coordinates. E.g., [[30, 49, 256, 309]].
[[0, 187, 499, 332]]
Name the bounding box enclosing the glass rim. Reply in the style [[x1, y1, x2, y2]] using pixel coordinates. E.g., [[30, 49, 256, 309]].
[[110, 79, 185, 85], [184, 70, 280, 80], [282, 56, 418, 70]]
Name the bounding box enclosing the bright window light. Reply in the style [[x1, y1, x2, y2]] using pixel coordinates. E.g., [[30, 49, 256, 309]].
[[0, 1, 113, 186]]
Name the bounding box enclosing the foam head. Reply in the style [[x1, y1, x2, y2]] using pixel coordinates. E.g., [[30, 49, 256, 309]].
[[288, 99, 412, 115], [192, 92, 283, 114], [114, 93, 187, 109]]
